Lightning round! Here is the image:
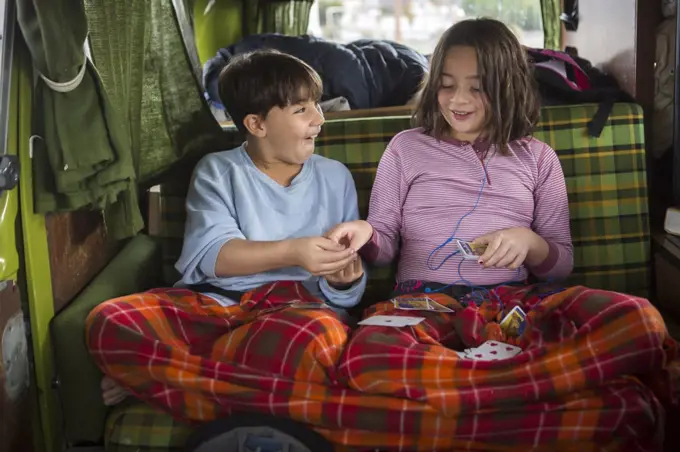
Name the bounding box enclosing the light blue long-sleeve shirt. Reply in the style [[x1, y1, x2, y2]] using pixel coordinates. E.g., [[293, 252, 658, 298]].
[[174, 144, 367, 308]]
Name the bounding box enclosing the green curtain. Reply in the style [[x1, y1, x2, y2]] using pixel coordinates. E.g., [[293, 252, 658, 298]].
[[16, 0, 144, 239], [82, 0, 229, 185], [257, 0, 315, 36], [540, 0, 562, 50]]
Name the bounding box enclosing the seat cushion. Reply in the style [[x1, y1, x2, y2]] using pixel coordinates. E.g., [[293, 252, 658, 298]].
[[105, 403, 193, 452]]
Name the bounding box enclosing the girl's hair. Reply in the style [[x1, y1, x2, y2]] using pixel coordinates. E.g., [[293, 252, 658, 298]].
[[413, 18, 540, 153]]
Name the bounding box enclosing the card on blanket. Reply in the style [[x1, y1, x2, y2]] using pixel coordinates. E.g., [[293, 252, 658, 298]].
[[458, 340, 522, 361], [358, 315, 425, 327], [393, 296, 454, 313], [289, 302, 330, 309], [499, 306, 527, 337]]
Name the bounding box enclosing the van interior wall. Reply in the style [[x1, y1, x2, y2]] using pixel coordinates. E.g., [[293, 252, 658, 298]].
[[561, 0, 666, 224], [561, 0, 659, 104], [46, 212, 122, 312]]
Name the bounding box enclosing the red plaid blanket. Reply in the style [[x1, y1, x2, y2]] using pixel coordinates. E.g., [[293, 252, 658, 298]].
[[86, 281, 679, 451]]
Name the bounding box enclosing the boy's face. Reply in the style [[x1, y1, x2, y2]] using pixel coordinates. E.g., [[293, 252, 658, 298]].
[[258, 100, 325, 164], [438, 46, 488, 142]]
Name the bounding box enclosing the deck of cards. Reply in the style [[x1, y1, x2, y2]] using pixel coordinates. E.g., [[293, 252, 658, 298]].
[[455, 340, 522, 361], [499, 306, 527, 337], [456, 240, 488, 260], [392, 296, 455, 313]]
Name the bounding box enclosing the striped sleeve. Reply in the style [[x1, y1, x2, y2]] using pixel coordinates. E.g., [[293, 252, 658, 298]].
[[361, 141, 408, 266], [528, 143, 574, 280]]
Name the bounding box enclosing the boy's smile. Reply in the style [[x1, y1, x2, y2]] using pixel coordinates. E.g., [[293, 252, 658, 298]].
[[260, 100, 325, 165]]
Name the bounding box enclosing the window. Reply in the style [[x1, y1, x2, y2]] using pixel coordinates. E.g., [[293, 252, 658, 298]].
[[308, 0, 544, 55]]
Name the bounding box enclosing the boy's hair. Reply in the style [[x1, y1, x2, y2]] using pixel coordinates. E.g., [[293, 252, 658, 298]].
[[217, 49, 323, 134], [414, 18, 540, 153]]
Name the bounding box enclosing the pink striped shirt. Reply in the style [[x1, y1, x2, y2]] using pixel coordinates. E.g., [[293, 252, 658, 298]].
[[361, 128, 573, 286]]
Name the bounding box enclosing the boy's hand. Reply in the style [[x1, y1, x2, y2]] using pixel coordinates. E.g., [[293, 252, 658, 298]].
[[325, 220, 374, 251], [325, 257, 364, 290], [290, 237, 356, 276], [473, 227, 546, 269]]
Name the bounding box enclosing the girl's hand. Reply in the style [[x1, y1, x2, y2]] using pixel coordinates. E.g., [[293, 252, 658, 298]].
[[325, 257, 364, 290], [325, 220, 374, 251], [473, 227, 545, 269]]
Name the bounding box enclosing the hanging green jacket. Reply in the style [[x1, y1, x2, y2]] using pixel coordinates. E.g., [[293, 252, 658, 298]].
[[17, 0, 143, 239]]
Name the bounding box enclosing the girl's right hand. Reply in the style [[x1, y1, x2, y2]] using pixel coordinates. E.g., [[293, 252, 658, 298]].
[[325, 220, 374, 251]]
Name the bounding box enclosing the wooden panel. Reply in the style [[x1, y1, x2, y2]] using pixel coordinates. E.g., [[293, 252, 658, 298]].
[[635, 0, 663, 112], [0, 281, 34, 452], [635, 0, 667, 225], [654, 241, 680, 321], [45, 211, 122, 313]]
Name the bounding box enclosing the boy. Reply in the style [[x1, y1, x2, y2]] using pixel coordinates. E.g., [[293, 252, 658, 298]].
[[97, 49, 366, 406], [175, 49, 367, 307]]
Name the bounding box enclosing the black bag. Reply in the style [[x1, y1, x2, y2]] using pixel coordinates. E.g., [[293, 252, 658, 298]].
[[527, 48, 635, 137]]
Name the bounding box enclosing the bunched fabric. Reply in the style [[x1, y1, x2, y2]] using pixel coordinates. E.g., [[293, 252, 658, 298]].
[[86, 280, 679, 451]]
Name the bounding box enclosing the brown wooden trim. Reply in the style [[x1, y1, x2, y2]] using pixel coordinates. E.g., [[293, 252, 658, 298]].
[[218, 105, 415, 129]]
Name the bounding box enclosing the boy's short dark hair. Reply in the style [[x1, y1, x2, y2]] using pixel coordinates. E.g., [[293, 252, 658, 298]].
[[217, 49, 323, 134]]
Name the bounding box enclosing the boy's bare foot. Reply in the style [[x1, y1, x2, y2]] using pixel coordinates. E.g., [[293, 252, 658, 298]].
[[101, 376, 129, 406]]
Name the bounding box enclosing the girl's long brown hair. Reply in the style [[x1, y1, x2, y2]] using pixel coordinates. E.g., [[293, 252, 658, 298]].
[[413, 18, 540, 154]]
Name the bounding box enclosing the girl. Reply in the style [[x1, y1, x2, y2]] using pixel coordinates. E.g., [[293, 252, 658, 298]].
[[325, 19, 677, 450], [327, 18, 573, 293]]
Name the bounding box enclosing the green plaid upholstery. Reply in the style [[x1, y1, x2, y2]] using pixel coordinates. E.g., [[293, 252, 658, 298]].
[[105, 403, 191, 451], [149, 102, 649, 297], [123, 103, 649, 451]]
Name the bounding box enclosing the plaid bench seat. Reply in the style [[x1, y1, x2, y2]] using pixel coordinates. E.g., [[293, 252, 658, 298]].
[[58, 102, 652, 452], [148, 102, 650, 301]]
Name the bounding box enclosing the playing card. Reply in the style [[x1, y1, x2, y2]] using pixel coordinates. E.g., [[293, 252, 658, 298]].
[[358, 315, 425, 327], [423, 298, 455, 313], [456, 240, 488, 260], [393, 297, 455, 313], [289, 302, 329, 309], [455, 351, 470, 359], [394, 297, 431, 310], [499, 306, 527, 337], [466, 340, 522, 361]]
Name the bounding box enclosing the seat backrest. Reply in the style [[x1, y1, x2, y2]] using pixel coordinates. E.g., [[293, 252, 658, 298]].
[[148, 102, 650, 298]]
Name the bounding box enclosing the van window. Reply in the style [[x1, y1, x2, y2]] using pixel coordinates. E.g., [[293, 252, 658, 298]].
[[308, 0, 544, 54]]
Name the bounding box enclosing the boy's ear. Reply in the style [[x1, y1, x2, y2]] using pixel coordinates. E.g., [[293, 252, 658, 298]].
[[243, 114, 266, 137]]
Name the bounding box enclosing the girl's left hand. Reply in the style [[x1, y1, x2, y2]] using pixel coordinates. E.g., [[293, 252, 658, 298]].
[[473, 227, 539, 269]]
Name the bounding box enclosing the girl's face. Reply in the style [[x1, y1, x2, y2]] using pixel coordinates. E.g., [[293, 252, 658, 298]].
[[437, 46, 488, 142]]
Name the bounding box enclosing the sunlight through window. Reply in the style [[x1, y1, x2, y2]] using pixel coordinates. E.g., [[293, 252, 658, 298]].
[[308, 0, 544, 54]]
